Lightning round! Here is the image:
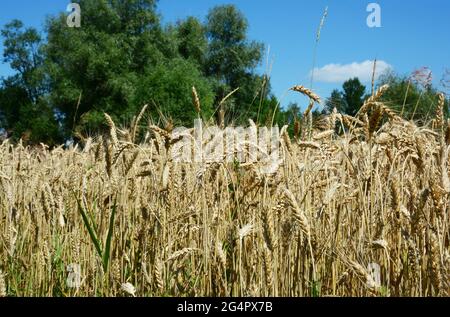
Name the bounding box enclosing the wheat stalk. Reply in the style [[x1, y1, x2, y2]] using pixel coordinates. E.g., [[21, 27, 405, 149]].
[[166, 248, 200, 263], [192, 86, 201, 114], [290, 85, 321, 104], [104, 113, 119, 147]]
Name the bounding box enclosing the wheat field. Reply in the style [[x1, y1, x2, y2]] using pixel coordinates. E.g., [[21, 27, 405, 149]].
[[0, 86, 449, 297]]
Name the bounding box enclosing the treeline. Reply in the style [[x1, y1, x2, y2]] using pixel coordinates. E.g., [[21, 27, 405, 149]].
[[324, 73, 449, 125], [0, 0, 283, 145], [0, 0, 448, 145]]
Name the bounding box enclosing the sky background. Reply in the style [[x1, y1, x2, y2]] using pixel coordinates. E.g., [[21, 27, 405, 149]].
[[0, 0, 449, 110]]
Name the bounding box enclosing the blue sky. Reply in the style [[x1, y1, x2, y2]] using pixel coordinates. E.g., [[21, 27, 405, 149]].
[[0, 0, 449, 109]]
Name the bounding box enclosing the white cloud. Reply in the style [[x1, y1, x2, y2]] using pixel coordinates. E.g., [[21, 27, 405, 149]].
[[310, 60, 392, 83]]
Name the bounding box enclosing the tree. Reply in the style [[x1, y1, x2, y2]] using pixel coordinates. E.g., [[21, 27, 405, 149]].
[[285, 102, 301, 124], [0, 79, 29, 136], [44, 0, 172, 137], [0, 1, 279, 144], [342, 78, 366, 116], [134, 58, 214, 126], [0, 20, 60, 144], [205, 5, 265, 123], [1, 20, 47, 103], [324, 78, 365, 116], [0, 78, 61, 145], [378, 71, 449, 124], [175, 17, 207, 67], [325, 89, 346, 114]]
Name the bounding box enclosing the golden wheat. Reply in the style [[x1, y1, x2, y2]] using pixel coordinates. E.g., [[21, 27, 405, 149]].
[[0, 92, 449, 298]]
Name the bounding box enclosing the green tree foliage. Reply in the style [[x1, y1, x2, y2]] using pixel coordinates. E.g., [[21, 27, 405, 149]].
[[325, 89, 346, 114], [324, 78, 366, 116], [45, 0, 171, 137], [0, 2, 285, 144], [325, 72, 449, 125], [0, 20, 61, 144], [341, 78, 366, 116], [174, 17, 207, 67], [205, 5, 263, 85], [134, 57, 215, 126], [285, 102, 301, 125], [254, 94, 282, 126], [1, 20, 47, 102], [0, 78, 27, 134], [205, 5, 265, 123], [377, 71, 449, 124]]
